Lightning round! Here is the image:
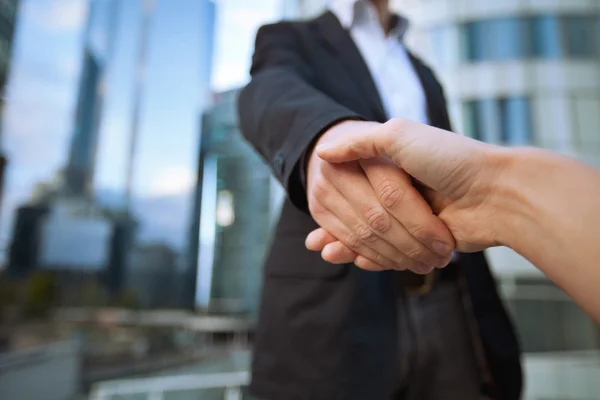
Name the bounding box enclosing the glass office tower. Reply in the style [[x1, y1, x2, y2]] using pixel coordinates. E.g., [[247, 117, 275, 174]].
[[0, 1, 216, 398]]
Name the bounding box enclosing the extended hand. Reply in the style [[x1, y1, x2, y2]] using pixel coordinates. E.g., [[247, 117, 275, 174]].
[[306, 120, 456, 273], [306, 118, 506, 267]]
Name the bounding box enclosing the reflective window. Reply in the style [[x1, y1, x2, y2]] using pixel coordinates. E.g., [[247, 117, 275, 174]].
[[563, 16, 597, 57], [463, 97, 532, 146], [1, 0, 216, 311], [196, 90, 279, 315], [464, 18, 530, 62], [531, 16, 562, 58], [500, 97, 532, 145], [429, 25, 458, 68], [462, 14, 598, 62]]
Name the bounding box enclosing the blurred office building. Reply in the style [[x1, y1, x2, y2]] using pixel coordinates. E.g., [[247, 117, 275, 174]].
[[195, 89, 283, 316], [1, 0, 219, 398], [5, 0, 133, 305], [0, 0, 19, 216], [3, 0, 216, 311]]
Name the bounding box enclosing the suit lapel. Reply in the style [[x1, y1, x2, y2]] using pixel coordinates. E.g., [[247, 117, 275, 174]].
[[407, 52, 450, 130], [313, 12, 387, 122]]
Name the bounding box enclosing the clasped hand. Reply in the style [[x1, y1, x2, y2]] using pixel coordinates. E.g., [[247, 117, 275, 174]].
[[305, 118, 504, 273]]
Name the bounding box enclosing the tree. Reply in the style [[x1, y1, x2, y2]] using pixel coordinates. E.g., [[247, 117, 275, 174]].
[[24, 271, 57, 318], [115, 289, 140, 309], [80, 281, 109, 307]]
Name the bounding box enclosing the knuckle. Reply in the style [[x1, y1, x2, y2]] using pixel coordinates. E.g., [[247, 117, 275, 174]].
[[343, 232, 361, 249], [308, 198, 325, 217], [364, 207, 391, 234], [311, 176, 329, 197], [386, 117, 408, 132], [405, 245, 431, 262], [393, 260, 409, 271], [373, 253, 390, 269], [377, 181, 406, 210], [409, 224, 430, 241], [355, 224, 378, 243]]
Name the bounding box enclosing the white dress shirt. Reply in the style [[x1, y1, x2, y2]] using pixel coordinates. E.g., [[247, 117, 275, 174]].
[[329, 0, 429, 124]]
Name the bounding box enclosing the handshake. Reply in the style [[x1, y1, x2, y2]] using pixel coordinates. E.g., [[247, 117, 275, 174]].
[[304, 118, 506, 274]]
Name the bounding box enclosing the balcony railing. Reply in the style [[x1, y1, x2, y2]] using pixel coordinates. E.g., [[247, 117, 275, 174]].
[[89, 371, 250, 400]]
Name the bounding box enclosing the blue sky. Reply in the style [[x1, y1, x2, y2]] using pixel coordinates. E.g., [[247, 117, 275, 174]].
[[0, 0, 284, 256]]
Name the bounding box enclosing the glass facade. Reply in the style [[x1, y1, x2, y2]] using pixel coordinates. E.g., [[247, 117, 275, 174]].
[[462, 14, 599, 62], [1, 0, 215, 309], [0, 0, 19, 217], [464, 18, 530, 62], [463, 96, 532, 146], [0, 1, 217, 397], [196, 89, 280, 316]]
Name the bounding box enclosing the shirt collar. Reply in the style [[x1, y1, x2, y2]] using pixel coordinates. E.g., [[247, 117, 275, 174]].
[[329, 0, 410, 41]]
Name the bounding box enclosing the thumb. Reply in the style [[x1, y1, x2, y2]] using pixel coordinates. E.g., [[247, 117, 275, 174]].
[[315, 124, 395, 163]]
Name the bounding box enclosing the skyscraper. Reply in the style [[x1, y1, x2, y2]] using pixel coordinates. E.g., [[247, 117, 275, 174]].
[[195, 89, 281, 316], [64, 0, 118, 197], [0, 0, 20, 216]]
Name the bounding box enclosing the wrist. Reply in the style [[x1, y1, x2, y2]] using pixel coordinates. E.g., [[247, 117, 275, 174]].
[[488, 147, 549, 250]]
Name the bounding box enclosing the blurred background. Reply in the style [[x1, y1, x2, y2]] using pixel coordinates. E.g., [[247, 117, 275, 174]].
[[0, 0, 598, 399]]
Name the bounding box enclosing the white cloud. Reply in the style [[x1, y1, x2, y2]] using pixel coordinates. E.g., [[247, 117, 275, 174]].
[[147, 167, 196, 197], [24, 0, 88, 33]]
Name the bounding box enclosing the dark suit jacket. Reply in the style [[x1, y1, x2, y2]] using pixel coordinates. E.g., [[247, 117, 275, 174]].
[[238, 11, 522, 400]]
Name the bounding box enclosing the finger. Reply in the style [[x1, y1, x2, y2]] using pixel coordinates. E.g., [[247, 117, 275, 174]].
[[316, 194, 433, 271], [306, 229, 358, 263], [359, 158, 455, 260], [417, 185, 453, 216], [354, 255, 434, 275], [308, 198, 402, 270], [353, 255, 389, 272], [317, 171, 414, 268], [324, 161, 451, 268], [316, 119, 439, 165], [315, 122, 393, 163], [318, 119, 489, 197], [322, 241, 356, 264], [305, 228, 337, 251]]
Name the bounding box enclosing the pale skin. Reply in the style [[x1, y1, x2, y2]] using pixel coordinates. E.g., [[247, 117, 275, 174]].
[[306, 118, 600, 323], [306, 0, 455, 274]]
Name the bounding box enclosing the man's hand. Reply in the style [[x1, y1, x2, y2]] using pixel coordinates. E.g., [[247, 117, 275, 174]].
[[306, 120, 455, 273], [307, 119, 507, 267]]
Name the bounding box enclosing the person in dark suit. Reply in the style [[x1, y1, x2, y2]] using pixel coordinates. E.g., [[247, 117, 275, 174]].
[[237, 1, 522, 399]]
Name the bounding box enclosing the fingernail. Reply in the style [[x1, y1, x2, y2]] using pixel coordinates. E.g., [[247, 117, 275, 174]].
[[431, 241, 451, 256]]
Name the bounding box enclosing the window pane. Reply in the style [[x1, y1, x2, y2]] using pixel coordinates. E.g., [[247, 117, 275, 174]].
[[563, 16, 596, 57], [489, 18, 530, 61], [500, 97, 532, 145], [477, 98, 501, 143], [430, 25, 458, 68], [464, 22, 481, 61], [462, 101, 479, 140], [531, 16, 562, 58], [461, 15, 599, 62], [463, 18, 530, 62]]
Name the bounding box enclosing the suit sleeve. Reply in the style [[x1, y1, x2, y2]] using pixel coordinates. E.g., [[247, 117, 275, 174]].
[[238, 22, 364, 212]]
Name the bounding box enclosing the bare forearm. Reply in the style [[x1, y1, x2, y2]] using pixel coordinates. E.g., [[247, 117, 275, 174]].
[[494, 148, 600, 321]]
